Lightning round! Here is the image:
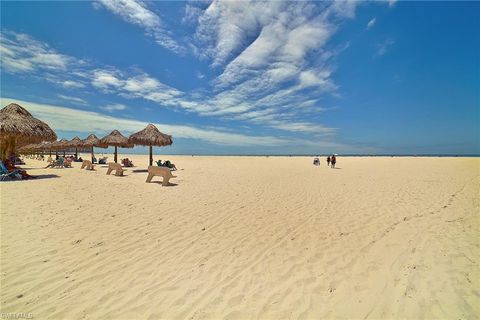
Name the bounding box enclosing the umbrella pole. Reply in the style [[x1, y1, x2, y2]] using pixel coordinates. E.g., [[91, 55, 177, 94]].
[[114, 146, 118, 163], [75, 147, 78, 159], [63, 150, 66, 157], [149, 145, 153, 166], [91, 146, 94, 163]]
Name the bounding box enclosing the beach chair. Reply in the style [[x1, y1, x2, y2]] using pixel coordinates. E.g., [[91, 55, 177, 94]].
[[106, 162, 125, 176], [157, 160, 177, 171], [146, 166, 176, 186], [81, 160, 95, 170], [0, 161, 22, 181], [64, 159, 72, 168], [54, 158, 65, 168]]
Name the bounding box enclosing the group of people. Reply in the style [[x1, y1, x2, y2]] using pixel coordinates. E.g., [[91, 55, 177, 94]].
[[313, 155, 337, 168], [326, 155, 337, 168]]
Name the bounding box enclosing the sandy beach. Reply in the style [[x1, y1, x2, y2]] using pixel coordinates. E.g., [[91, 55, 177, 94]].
[[1, 156, 479, 319]]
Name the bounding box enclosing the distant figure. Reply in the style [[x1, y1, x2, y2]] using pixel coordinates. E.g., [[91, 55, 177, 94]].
[[331, 155, 336, 168], [313, 157, 320, 166], [327, 156, 331, 167]]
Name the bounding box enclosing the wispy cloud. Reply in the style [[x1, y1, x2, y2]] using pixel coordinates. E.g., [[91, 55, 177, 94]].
[[189, 1, 356, 133], [57, 94, 88, 105], [100, 103, 127, 112], [376, 39, 395, 56], [95, 0, 184, 53], [61, 80, 86, 89], [0, 31, 77, 73], [388, 0, 398, 8], [367, 18, 376, 29], [1, 0, 356, 137]]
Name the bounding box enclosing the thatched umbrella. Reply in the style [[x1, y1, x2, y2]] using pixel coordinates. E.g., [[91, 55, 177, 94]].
[[82, 134, 107, 163], [0, 103, 57, 160], [51, 138, 69, 157], [99, 130, 133, 163], [18, 143, 38, 156], [129, 124, 173, 166], [68, 136, 83, 159]]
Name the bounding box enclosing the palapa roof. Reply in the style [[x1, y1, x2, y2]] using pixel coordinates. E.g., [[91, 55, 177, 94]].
[[129, 124, 173, 147], [99, 130, 134, 148], [82, 134, 107, 148], [68, 136, 83, 148], [50, 138, 70, 150], [18, 143, 38, 153], [0, 103, 57, 143], [35, 141, 53, 151]]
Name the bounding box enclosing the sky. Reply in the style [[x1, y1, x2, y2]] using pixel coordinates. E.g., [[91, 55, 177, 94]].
[[1, 0, 479, 155]]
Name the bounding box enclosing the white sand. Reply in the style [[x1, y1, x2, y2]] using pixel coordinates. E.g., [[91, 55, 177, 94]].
[[1, 155, 479, 319]]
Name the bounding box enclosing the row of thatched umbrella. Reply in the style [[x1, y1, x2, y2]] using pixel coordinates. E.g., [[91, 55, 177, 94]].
[[92, 125, 173, 165], [20, 128, 172, 166], [2, 103, 173, 166], [97, 125, 173, 165]]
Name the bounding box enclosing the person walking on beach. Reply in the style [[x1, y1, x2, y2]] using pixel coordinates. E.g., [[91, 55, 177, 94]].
[[331, 155, 336, 168], [327, 156, 331, 167]]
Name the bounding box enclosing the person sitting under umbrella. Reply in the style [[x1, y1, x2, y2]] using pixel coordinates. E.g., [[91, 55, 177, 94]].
[[4, 159, 34, 179]]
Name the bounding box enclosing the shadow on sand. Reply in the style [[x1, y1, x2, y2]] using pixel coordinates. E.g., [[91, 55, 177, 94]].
[[148, 181, 178, 187], [132, 169, 148, 173], [32, 174, 60, 180]]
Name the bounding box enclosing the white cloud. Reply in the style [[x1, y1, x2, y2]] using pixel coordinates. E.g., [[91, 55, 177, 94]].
[[91, 69, 124, 90], [388, 0, 398, 8], [182, 4, 203, 25], [100, 103, 127, 112], [367, 18, 376, 29], [97, 0, 160, 28], [95, 0, 184, 53], [0, 31, 75, 74], [57, 94, 88, 105], [61, 80, 86, 89], [2, 6, 349, 136], [185, 1, 359, 134], [376, 39, 395, 56]]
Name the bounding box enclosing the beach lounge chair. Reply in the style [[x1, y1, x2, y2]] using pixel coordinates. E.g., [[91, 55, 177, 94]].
[[54, 158, 65, 168], [81, 160, 95, 170], [106, 162, 125, 176], [157, 160, 177, 171], [0, 161, 22, 181], [146, 166, 176, 186]]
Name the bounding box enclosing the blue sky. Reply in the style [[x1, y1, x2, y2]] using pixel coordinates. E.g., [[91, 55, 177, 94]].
[[1, 0, 479, 155]]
